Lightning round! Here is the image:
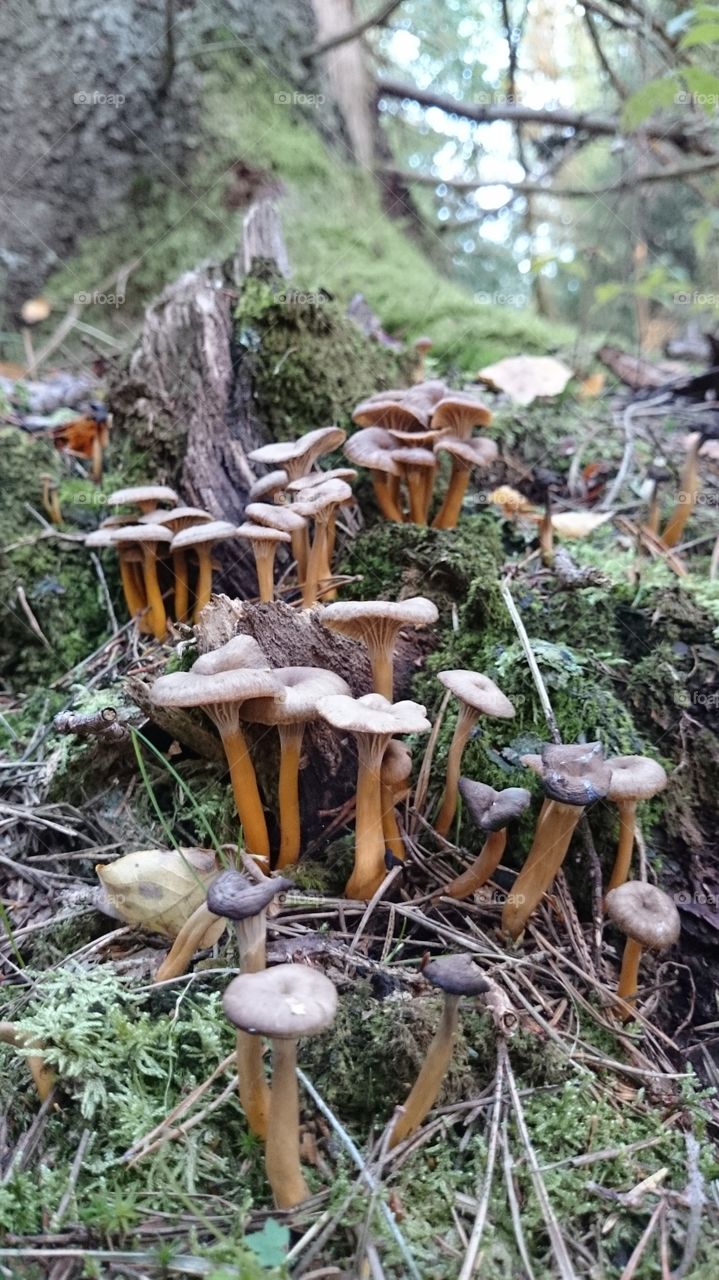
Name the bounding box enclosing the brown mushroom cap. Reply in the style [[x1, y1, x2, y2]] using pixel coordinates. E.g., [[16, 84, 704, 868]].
[[109, 523, 173, 547], [248, 470, 289, 501], [21, 297, 52, 325], [317, 691, 430, 737], [390, 446, 437, 471], [192, 635, 268, 675], [249, 427, 346, 475], [241, 666, 350, 726], [541, 741, 611, 805], [206, 869, 292, 920], [222, 963, 338, 1038], [151, 667, 284, 713], [322, 596, 439, 643], [353, 400, 429, 432], [458, 779, 531, 831], [139, 507, 213, 530], [605, 882, 680, 950], [292, 478, 353, 520], [171, 521, 238, 550], [434, 436, 498, 467], [519, 753, 543, 777], [437, 671, 515, 719], [343, 427, 400, 475], [607, 756, 668, 803], [423, 954, 491, 996], [236, 522, 291, 547], [381, 739, 412, 788], [430, 394, 492, 436], [286, 468, 357, 494], [107, 485, 178, 508], [244, 502, 307, 534], [387, 427, 443, 448], [414, 336, 433, 353]]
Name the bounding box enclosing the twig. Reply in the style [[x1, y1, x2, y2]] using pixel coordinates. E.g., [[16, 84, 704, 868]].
[[499, 577, 561, 743], [303, 0, 405, 59], [50, 1129, 93, 1230], [501, 1119, 537, 1279], [600, 403, 637, 510], [458, 1050, 505, 1280], [672, 1133, 704, 1280], [618, 1201, 663, 1280]]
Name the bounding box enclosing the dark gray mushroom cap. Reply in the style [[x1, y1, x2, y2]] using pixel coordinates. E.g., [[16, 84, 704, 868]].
[[541, 741, 611, 806], [423, 954, 491, 997], [605, 882, 680, 950], [222, 963, 338, 1038], [207, 869, 292, 920], [458, 779, 531, 832]]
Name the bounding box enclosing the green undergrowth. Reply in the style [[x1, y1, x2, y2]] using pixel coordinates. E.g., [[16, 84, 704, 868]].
[[0, 965, 716, 1278]]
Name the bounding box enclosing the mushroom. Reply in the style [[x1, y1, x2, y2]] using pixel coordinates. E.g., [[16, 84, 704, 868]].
[[292, 479, 353, 606], [192, 634, 268, 675], [352, 398, 429, 433], [502, 742, 611, 939], [241, 667, 351, 868], [434, 672, 515, 839], [286, 470, 357, 579], [222, 964, 338, 1207], [413, 336, 433, 383], [442, 780, 531, 900], [150, 667, 284, 861], [343, 427, 403, 522], [109, 524, 173, 640], [380, 739, 412, 862], [388, 955, 489, 1149], [430, 393, 492, 440], [661, 433, 701, 548], [320, 597, 438, 700], [317, 693, 430, 899], [139, 507, 213, 623], [170, 521, 238, 622], [40, 473, 62, 525], [245, 501, 309, 592], [236, 522, 291, 603], [605, 756, 668, 893], [249, 426, 346, 482], [87, 529, 148, 624], [248, 470, 289, 503], [605, 882, 680, 1018], [390, 446, 437, 524], [432, 436, 498, 530], [207, 870, 292, 1137], [107, 484, 178, 515], [0, 1023, 54, 1102]]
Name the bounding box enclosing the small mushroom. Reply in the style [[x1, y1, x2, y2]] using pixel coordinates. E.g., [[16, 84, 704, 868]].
[[19, 296, 51, 375], [248, 470, 289, 503], [139, 507, 213, 623], [343, 427, 403, 522], [222, 963, 338, 1207], [88, 525, 148, 624], [502, 742, 611, 939], [292, 478, 353, 606], [192, 634, 268, 675], [236, 523, 291, 603], [413, 336, 433, 383], [430, 393, 492, 440], [352, 398, 429, 433], [249, 426, 346, 481], [320, 597, 438, 699], [435, 671, 515, 838], [287, 471, 357, 582], [432, 435, 498, 530], [107, 484, 178, 515], [206, 870, 292, 1137], [388, 955, 489, 1149], [245, 502, 309, 587], [109, 524, 173, 640], [317, 693, 430, 899], [170, 521, 238, 622], [605, 882, 680, 1018], [150, 667, 284, 861], [661, 433, 701, 548], [380, 739, 412, 862], [390, 446, 437, 524], [605, 756, 668, 893], [0, 1023, 54, 1102], [442, 781, 531, 900], [241, 667, 351, 868], [40, 473, 62, 525]]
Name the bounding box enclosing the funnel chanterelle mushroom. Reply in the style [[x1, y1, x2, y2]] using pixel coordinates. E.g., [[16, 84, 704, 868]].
[[442, 780, 531, 900], [150, 666, 284, 861], [605, 756, 668, 892], [245, 501, 309, 590], [389, 954, 489, 1149], [109, 524, 173, 640], [241, 666, 351, 869], [170, 521, 238, 622], [249, 426, 346, 482], [321, 596, 438, 700], [435, 671, 515, 839], [502, 742, 611, 939], [390, 446, 437, 525], [343, 427, 403, 522], [107, 484, 178, 515], [139, 506, 213, 622], [317, 693, 430, 900], [380, 739, 412, 862], [222, 963, 338, 1208], [236, 522, 291, 604], [207, 869, 292, 1137], [292, 478, 353, 606], [605, 881, 680, 1018], [432, 435, 498, 531]]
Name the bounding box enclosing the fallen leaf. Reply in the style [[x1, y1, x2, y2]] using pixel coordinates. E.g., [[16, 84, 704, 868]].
[[548, 511, 613, 538], [476, 355, 574, 405], [96, 847, 218, 937], [580, 372, 605, 398], [488, 485, 538, 515]]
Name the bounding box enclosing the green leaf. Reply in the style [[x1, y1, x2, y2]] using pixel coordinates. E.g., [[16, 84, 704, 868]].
[[593, 281, 625, 305], [681, 66, 719, 110], [621, 76, 680, 128], [245, 1219, 290, 1269], [680, 21, 719, 45]]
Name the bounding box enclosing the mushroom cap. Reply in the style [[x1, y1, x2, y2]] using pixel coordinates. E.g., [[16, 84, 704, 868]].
[[85, 529, 114, 548], [520, 753, 543, 777], [244, 502, 307, 533], [292, 478, 353, 519], [423, 953, 491, 996], [151, 667, 284, 710], [414, 336, 433, 352], [437, 670, 515, 719], [236, 521, 291, 545], [109, 523, 173, 546], [607, 755, 668, 803], [21, 296, 52, 325], [390, 446, 437, 470], [317, 691, 430, 738], [605, 882, 680, 950], [241, 665, 351, 725], [431, 395, 492, 436], [100, 514, 131, 529], [171, 521, 237, 550], [381, 739, 412, 788], [343, 427, 400, 476], [458, 779, 531, 831], [541, 741, 611, 805], [206, 869, 292, 920], [412, 380, 448, 405], [192, 635, 268, 675], [352, 399, 429, 432], [287, 468, 357, 493], [321, 596, 439, 641], [107, 485, 178, 508], [434, 435, 498, 467], [248, 427, 345, 471], [139, 507, 213, 530], [222, 963, 338, 1038], [387, 427, 442, 448], [248, 470, 289, 501]]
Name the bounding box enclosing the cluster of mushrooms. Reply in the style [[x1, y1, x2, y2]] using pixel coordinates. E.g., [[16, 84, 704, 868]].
[[347, 380, 496, 528]]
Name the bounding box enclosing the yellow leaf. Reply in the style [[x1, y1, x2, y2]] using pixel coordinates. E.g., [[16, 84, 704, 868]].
[[97, 848, 219, 937], [550, 511, 612, 538]]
